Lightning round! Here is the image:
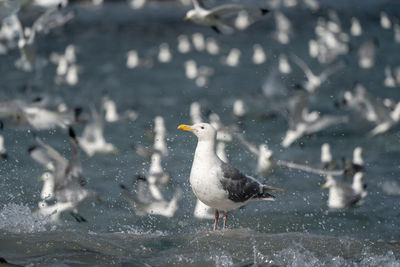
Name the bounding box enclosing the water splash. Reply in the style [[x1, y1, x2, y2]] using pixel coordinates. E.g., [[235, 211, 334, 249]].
[[0, 203, 47, 233]]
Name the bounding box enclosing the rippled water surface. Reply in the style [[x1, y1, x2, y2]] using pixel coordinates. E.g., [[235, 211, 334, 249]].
[[1, 0, 400, 265]]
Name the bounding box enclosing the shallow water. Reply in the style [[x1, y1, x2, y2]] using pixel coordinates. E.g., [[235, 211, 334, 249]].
[[0, 0, 400, 265]]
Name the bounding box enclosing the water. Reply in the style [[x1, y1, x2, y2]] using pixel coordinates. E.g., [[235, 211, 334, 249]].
[[0, 0, 400, 265]]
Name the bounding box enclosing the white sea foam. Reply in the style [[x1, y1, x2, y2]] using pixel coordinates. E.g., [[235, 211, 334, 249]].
[[0, 203, 47, 233]]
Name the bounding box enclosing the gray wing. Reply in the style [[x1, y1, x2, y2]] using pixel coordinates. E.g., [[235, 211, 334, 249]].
[[34, 136, 69, 190], [219, 162, 275, 203], [28, 145, 53, 170], [136, 178, 156, 204], [68, 127, 85, 186], [305, 115, 348, 134], [209, 5, 267, 18]]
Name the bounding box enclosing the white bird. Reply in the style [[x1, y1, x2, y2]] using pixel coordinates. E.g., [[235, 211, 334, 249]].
[[274, 11, 292, 44], [78, 104, 117, 157], [321, 174, 366, 209], [232, 99, 247, 119], [224, 48, 241, 67], [234, 133, 344, 177], [157, 43, 172, 63], [153, 116, 168, 157], [178, 123, 282, 230], [358, 39, 378, 69], [102, 95, 138, 123], [278, 54, 291, 74], [350, 17, 362, 36], [120, 176, 181, 217], [234, 11, 251, 30], [126, 50, 140, 69], [0, 135, 7, 159], [184, 0, 269, 34], [282, 86, 348, 147], [380, 11, 391, 29], [191, 32, 205, 51], [39, 172, 55, 201], [205, 37, 219, 55], [252, 44, 266, 65], [290, 54, 345, 92], [33, 128, 100, 222], [177, 34, 191, 54], [320, 143, 337, 170], [184, 60, 198, 80]]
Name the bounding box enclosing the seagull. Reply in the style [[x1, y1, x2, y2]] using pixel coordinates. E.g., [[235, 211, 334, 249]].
[[358, 39, 378, 69], [320, 143, 337, 170], [252, 44, 266, 65], [234, 133, 344, 177], [184, 0, 269, 34], [78, 104, 118, 157], [274, 11, 292, 44], [177, 34, 191, 54], [178, 123, 282, 230], [290, 53, 345, 93], [384, 66, 396, 88], [0, 135, 7, 159], [321, 173, 366, 209], [281, 85, 348, 147], [120, 176, 181, 217], [32, 128, 100, 222], [102, 94, 138, 123], [350, 17, 362, 36], [380, 11, 392, 29]]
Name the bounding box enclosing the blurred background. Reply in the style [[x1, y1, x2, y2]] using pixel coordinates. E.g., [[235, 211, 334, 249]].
[[0, 0, 400, 265]]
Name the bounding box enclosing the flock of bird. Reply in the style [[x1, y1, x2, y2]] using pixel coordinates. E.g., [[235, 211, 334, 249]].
[[0, 0, 398, 231]]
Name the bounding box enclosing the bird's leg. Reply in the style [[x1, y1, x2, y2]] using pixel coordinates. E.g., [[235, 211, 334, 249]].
[[213, 209, 219, 231], [222, 212, 228, 231]]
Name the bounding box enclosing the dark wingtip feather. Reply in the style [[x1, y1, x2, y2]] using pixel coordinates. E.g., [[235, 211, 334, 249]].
[[28, 145, 37, 153], [261, 8, 269, 15], [68, 127, 77, 139]]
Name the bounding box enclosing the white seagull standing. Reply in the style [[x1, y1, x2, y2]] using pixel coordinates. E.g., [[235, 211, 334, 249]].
[[321, 173, 367, 209], [184, 0, 269, 34], [178, 123, 282, 230]]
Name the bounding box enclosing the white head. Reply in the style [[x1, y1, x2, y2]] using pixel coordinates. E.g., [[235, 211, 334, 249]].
[[184, 10, 197, 21], [321, 175, 336, 189], [178, 123, 216, 142], [40, 172, 54, 182]]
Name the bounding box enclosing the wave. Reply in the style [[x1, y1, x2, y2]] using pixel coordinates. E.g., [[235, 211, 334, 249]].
[[0, 229, 399, 266]]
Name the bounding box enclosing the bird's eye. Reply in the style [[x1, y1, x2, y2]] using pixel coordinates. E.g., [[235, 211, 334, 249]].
[[200, 126, 204, 129]]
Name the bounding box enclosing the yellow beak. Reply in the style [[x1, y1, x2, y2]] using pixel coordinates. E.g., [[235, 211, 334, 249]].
[[321, 184, 328, 189], [183, 16, 189, 21], [178, 124, 194, 132]]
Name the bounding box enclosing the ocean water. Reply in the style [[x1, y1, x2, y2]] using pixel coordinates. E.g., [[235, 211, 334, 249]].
[[0, 0, 400, 266]]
